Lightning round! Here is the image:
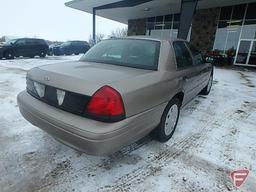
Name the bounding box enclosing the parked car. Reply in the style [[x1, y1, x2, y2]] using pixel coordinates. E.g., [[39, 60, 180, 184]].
[[52, 41, 90, 56], [17, 37, 213, 155], [48, 43, 62, 56], [205, 50, 230, 66], [0, 38, 49, 59]]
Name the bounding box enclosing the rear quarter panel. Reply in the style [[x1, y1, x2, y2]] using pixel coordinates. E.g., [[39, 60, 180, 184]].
[[112, 71, 183, 117]]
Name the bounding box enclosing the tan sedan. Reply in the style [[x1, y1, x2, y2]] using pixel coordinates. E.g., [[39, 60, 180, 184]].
[[17, 37, 213, 155]]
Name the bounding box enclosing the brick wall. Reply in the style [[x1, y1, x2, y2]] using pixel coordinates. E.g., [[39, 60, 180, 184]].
[[190, 8, 220, 51]]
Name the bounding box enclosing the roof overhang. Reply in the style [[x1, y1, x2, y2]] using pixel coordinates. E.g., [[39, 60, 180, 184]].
[[65, 0, 256, 24]]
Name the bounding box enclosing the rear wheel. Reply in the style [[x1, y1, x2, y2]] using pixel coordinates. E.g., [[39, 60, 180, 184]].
[[40, 51, 46, 58], [153, 98, 180, 142], [4, 51, 15, 59], [200, 74, 213, 95]]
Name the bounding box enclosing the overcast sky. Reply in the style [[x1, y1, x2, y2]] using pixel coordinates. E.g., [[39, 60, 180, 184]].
[[0, 0, 126, 41]]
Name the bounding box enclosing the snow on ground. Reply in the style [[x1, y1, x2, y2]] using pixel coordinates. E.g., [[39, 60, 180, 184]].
[[0, 56, 256, 192]]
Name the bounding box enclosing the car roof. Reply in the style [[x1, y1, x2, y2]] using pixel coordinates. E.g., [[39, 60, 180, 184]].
[[111, 36, 187, 43], [69, 40, 87, 42], [14, 38, 45, 41]]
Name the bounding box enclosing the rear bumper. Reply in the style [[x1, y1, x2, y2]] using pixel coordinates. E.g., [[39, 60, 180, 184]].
[[17, 91, 165, 155]]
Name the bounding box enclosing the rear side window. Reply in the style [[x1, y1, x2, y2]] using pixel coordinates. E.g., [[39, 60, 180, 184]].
[[73, 42, 84, 46], [25, 39, 35, 45], [186, 42, 204, 65], [38, 39, 47, 45], [173, 41, 193, 69], [25, 39, 46, 45]]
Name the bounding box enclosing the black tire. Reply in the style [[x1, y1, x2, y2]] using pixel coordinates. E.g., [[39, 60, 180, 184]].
[[40, 51, 46, 58], [75, 52, 79, 55], [4, 51, 15, 59], [29, 55, 35, 58], [153, 98, 181, 142], [200, 74, 213, 95]]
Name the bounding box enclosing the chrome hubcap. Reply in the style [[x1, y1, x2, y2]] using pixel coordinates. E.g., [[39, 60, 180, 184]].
[[207, 76, 213, 92], [164, 104, 178, 136]]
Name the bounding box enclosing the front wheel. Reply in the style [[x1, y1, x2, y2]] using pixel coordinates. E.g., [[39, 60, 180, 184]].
[[200, 75, 213, 95], [4, 51, 15, 59], [153, 98, 180, 142]]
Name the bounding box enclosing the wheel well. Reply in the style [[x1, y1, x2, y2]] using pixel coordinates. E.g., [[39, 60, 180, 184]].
[[173, 92, 184, 106], [3, 49, 15, 57]]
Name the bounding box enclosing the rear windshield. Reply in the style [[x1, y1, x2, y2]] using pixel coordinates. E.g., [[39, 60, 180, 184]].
[[80, 39, 160, 70]]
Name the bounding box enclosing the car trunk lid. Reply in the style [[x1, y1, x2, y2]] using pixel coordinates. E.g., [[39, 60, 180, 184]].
[[27, 61, 154, 96]]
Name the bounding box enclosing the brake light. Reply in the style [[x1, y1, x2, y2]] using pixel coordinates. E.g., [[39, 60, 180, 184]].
[[86, 86, 125, 121]]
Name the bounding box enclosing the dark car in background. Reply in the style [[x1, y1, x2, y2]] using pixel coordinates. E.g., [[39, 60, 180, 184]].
[[48, 43, 62, 56], [0, 38, 49, 59], [52, 41, 90, 56]]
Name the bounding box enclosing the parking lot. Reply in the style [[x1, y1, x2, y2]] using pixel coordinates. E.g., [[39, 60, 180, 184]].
[[0, 56, 256, 192]]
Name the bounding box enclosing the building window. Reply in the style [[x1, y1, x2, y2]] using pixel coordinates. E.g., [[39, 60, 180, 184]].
[[219, 6, 232, 20], [214, 3, 256, 55], [145, 14, 190, 40], [213, 2, 256, 66], [242, 2, 256, 39], [245, 3, 256, 20], [232, 4, 246, 20]]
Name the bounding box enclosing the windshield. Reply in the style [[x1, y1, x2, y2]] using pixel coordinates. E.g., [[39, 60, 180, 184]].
[[61, 41, 71, 46], [4, 39, 17, 45], [80, 39, 160, 70]]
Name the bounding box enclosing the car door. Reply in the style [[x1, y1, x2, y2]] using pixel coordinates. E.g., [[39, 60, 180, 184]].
[[173, 41, 199, 105], [14, 39, 27, 56], [66, 42, 73, 54], [26, 39, 37, 56], [72, 42, 79, 53], [185, 42, 212, 94]]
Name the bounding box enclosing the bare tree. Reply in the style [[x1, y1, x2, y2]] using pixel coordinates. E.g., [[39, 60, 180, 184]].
[[0, 36, 5, 43], [88, 33, 105, 47], [109, 28, 128, 38]]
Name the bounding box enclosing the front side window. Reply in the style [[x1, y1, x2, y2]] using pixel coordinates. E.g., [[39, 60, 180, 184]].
[[173, 41, 193, 69], [16, 39, 26, 46], [81, 39, 160, 70]]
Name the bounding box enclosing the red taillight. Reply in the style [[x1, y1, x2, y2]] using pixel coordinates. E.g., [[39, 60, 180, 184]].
[[86, 86, 125, 121]]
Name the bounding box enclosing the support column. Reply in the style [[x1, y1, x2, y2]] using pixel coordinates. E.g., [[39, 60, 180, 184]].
[[178, 0, 198, 40], [92, 8, 96, 44]]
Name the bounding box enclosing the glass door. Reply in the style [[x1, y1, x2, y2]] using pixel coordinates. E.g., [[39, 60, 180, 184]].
[[235, 40, 256, 66], [235, 40, 251, 64], [248, 41, 256, 65]]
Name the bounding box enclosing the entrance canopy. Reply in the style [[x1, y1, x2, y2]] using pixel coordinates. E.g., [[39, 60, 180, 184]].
[[65, 0, 255, 24]]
